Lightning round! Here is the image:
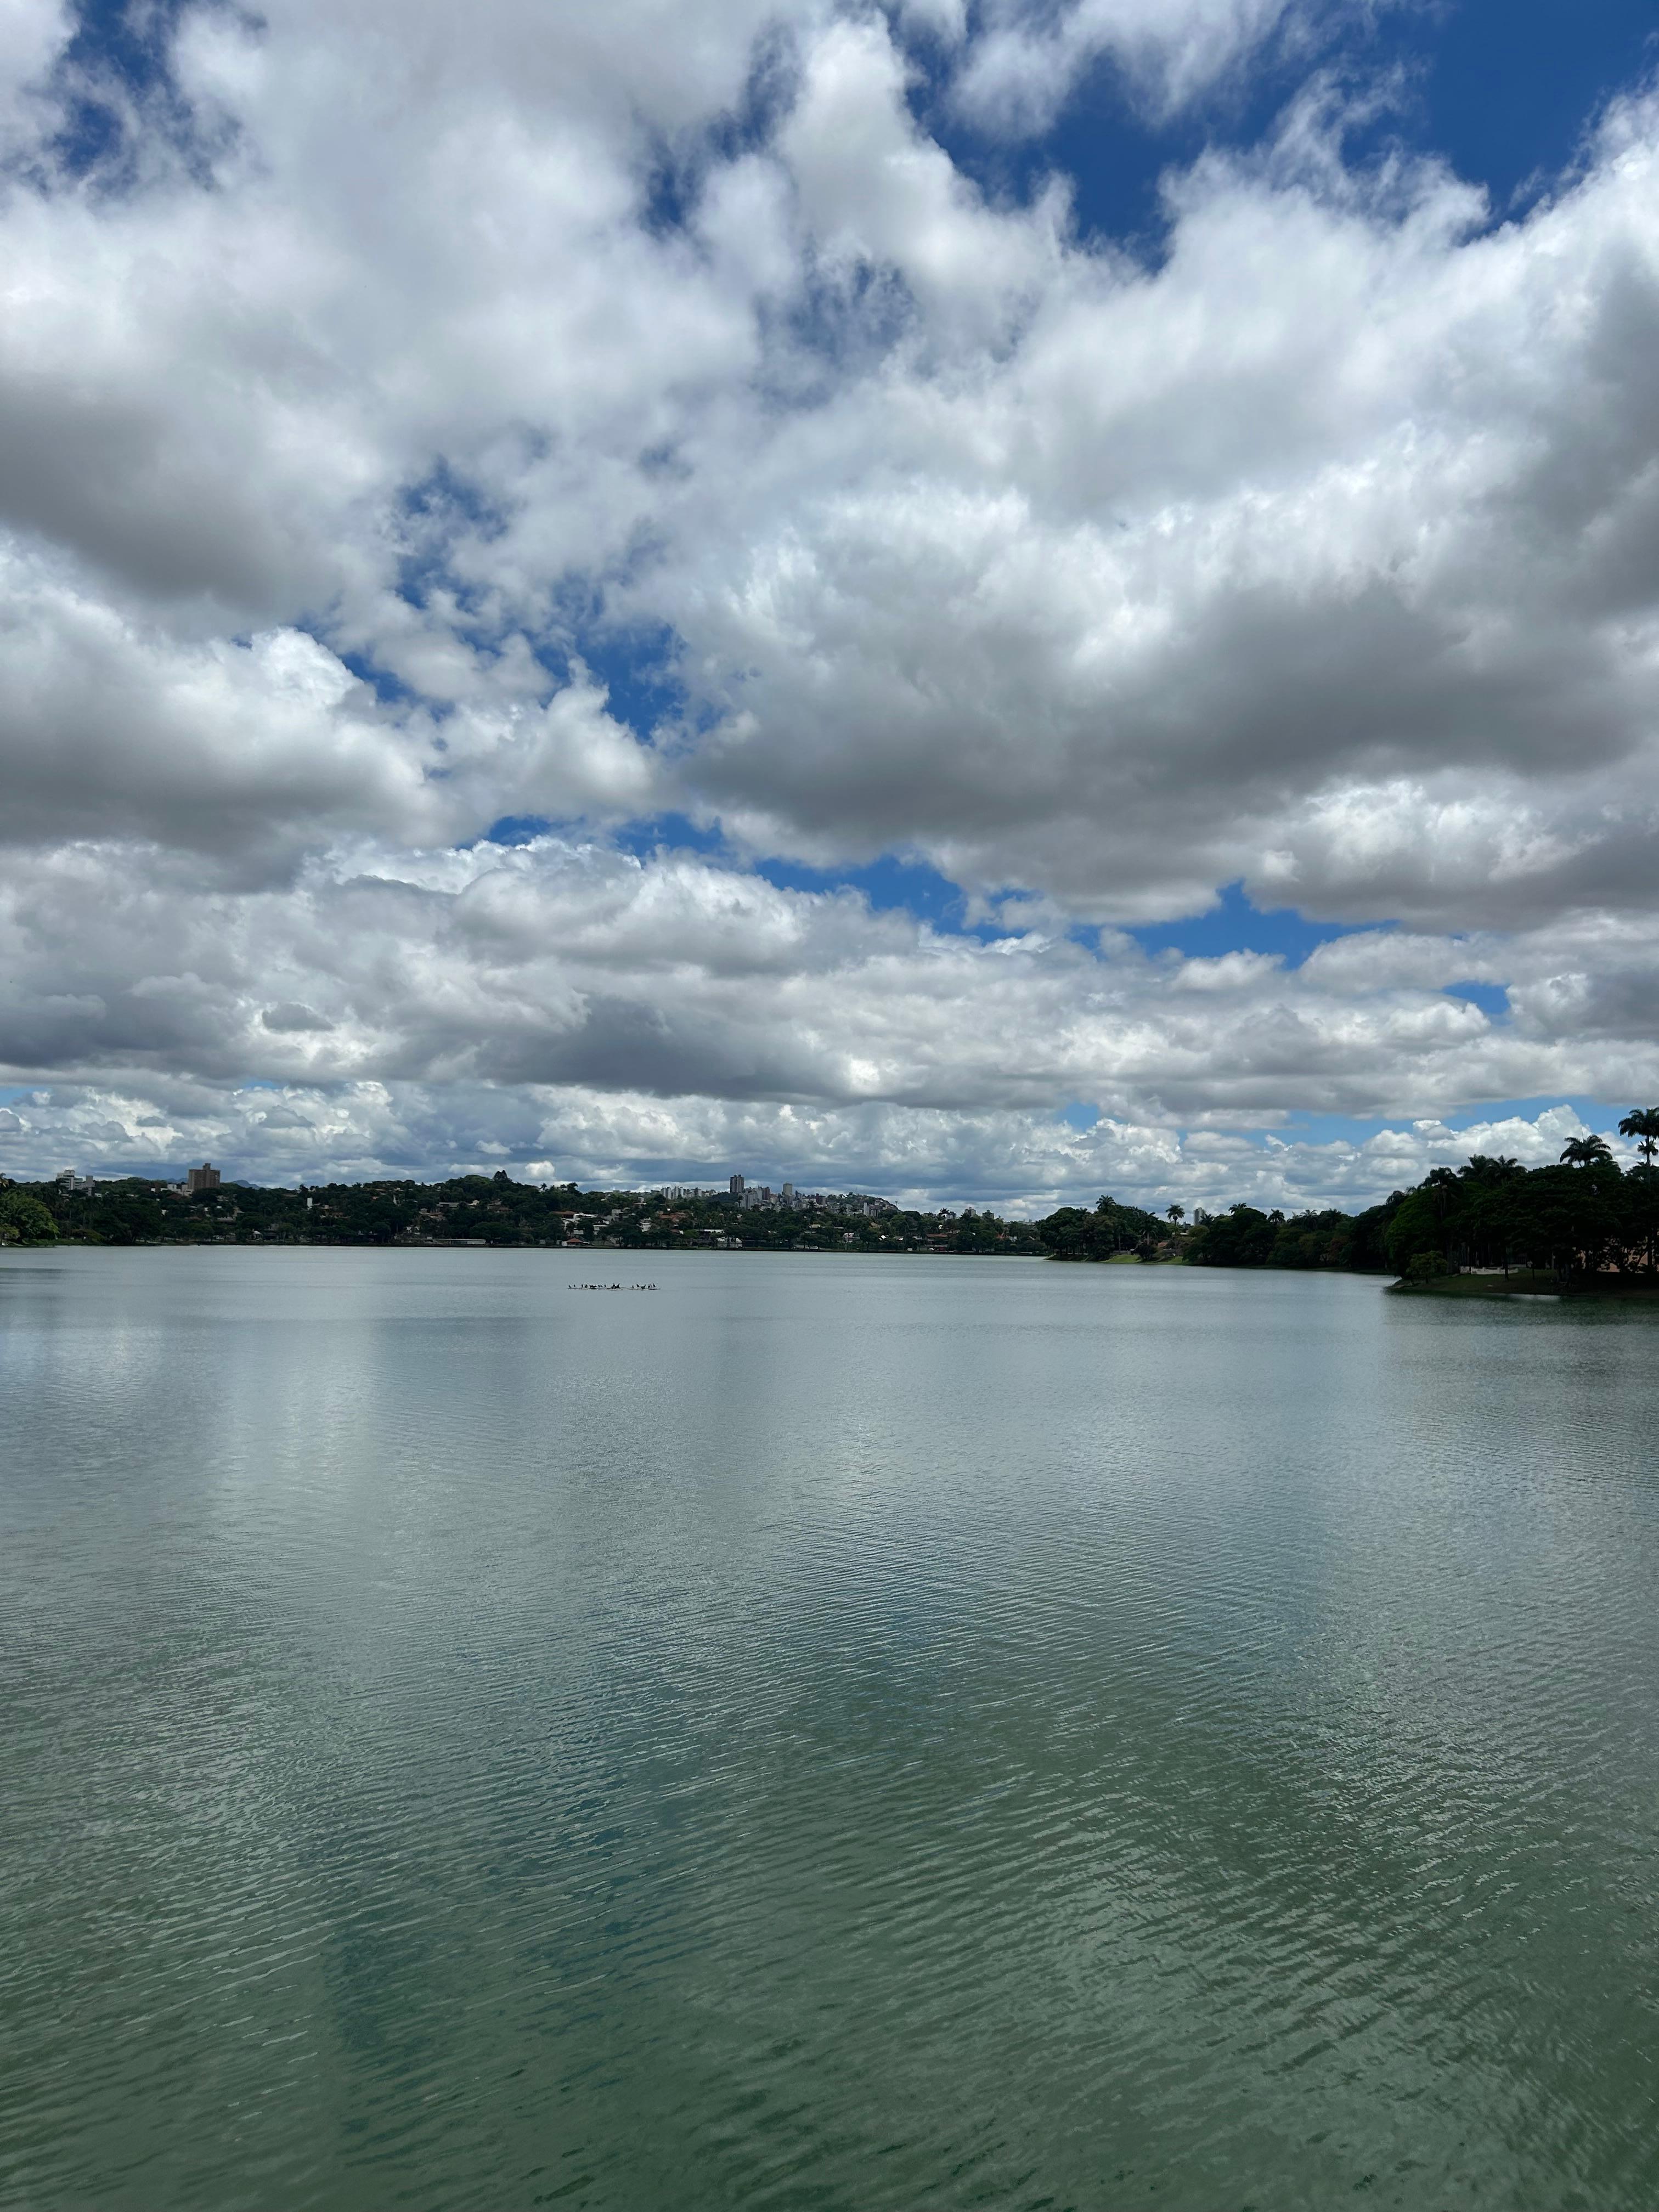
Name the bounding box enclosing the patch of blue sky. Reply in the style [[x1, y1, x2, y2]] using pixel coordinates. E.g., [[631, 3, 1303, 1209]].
[[47, 0, 208, 183], [336, 649, 423, 710], [1444, 980, 1509, 1020], [915, 27, 1302, 263], [1059, 1102, 1100, 1132], [479, 815, 558, 848], [392, 461, 512, 618], [1385, 0, 1658, 214], [907, 1, 1658, 269], [1128, 881, 1380, 967], [575, 622, 686, 741], [640, 29, 798, 240], [468, 810, 728, 856], [612, 812, 728, 861], [754, 852, 986, 930]]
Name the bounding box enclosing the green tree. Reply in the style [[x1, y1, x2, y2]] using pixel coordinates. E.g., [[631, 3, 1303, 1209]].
[[1519, 1165, 1617, 1279], [1036, 1195, 1165, 1261], [1618, 1108, 1659, 1167], [1455, 1156, 1525, 1273], [1560, 1134, 1613, 1168], [1187, 1204, 1278, 1268], [1384, 1188, 1446, 1275], [0, 1191, 58, 1243], [1618, 1163, 1659, 1276]]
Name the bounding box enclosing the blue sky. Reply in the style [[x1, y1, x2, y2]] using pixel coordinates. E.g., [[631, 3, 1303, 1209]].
[[979, 0, 1659, 247]]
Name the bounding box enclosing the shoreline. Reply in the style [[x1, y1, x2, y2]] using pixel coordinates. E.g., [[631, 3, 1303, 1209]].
[[0, 1242, 1365, 1271], [1390, 1269, 1659, 1300], [10, 1243, 1657, 1299]]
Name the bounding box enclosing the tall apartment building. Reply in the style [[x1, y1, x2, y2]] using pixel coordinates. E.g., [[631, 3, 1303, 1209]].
[[187, 1163, 221, 1194]]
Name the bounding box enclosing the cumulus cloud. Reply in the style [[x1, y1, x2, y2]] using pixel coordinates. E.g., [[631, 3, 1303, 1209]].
[[1, 0, 1657, 1198], [1, 833, 1657, 1202], [664, 87, 1659, 927], [0, 553, 657, 864], [0, 1066, 1628, 1216]]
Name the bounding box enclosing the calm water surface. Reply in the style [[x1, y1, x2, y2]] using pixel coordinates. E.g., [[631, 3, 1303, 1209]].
[[4, 1250, 1659, 2209]]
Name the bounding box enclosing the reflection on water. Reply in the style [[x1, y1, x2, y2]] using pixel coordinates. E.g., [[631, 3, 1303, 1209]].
[[3, 1250, 1658, 2209]]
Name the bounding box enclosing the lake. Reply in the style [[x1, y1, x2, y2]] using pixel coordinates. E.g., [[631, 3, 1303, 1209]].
[[3, 1249, 1658, 2209]]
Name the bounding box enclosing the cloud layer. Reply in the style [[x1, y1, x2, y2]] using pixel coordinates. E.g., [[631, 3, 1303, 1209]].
[[2, 0, 1658, 1199]]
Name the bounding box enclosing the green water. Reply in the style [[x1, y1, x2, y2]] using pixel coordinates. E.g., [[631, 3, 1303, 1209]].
[[3, 1250, 1658, 2209]]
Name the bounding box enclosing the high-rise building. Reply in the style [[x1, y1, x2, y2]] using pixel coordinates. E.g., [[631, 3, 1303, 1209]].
[[187, 1163, 221, 1194], [730, 1173, 744, 1197]]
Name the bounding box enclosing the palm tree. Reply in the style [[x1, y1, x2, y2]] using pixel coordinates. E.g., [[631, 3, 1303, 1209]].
[[1619, 1111, 1659, 1274], [1166, 1203, 1185, 1224], [1560, 1135, 1612, 1168], [1462, 1154, 1521, 1182]]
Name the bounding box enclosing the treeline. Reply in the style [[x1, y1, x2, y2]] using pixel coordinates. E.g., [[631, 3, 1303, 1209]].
[[1033, 1113, 1659, 1283], [1354, 1133, 1659, 1282], [1031, 1192, 1395, 1269], [1183, 1204, 1396, 1272], [0, 1171, 1044, 1255], [1030, 1195, 1170, 1261], [8, 1116, 1657, 1279]]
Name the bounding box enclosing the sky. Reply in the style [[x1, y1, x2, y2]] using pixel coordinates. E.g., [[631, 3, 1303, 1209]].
[[2, 0, 1658, 1211]]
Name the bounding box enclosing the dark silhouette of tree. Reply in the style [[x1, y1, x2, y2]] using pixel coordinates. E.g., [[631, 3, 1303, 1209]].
[[1560, 1134, 1613, 1167], [1460, 1154, 1522, 1182], [1618, 1108, 1659, 1166], [1623, 1163, 1659, 1276]]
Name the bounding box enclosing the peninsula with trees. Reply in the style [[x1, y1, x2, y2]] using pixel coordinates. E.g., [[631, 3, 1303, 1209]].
[[1041, 1110, 1659, 1292]]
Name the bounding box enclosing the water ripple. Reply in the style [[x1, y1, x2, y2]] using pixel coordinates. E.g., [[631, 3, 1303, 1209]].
[[3, 1252, 1659, 2207]]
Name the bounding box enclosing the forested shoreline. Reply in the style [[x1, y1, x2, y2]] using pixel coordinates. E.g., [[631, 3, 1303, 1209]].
[[1041, 1110, 1659, 1286], [0, 1173, 1045, 1256], [3, 1109, 1656, 1286]]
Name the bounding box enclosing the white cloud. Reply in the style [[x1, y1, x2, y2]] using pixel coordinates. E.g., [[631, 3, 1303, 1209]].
[[950, 0, 1304, 138], [780, 16, 1066, 336], [1, 833, 1656, 1204], [0, 0, 65, 142], [0, 1069, 1628, 1216], [659, 91, 1659, 926], [0, 545, 657, 862], [0, 0, 1657, 1198]]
